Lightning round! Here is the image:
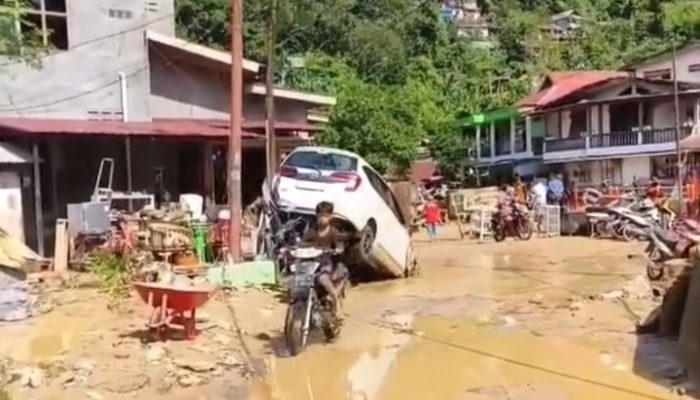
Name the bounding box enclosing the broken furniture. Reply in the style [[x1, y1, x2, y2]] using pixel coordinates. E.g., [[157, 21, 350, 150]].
[[91, 158, 154, 210]]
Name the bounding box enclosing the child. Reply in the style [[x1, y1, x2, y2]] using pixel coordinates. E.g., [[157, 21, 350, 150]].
[[423, 197, 442, 241], [301, 201, 348, 319]]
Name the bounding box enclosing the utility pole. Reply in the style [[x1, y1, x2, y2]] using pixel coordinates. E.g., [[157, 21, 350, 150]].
[[228, 0, 243, 262], [264, 0, 277, 183], [672, 36, 685, 216]]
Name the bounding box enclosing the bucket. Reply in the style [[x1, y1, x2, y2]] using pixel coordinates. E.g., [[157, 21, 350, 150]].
[[180, 194, 204, 220]]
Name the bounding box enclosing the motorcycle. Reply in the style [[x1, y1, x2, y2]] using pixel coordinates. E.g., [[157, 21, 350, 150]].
[[645, 219, 700, 281], [284, 246, 346, 356], [492, 203, 533, 242]]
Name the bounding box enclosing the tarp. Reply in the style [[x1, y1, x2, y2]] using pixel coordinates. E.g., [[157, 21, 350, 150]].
[[680, 132, 700, 151], [0, 227, 41, 270]]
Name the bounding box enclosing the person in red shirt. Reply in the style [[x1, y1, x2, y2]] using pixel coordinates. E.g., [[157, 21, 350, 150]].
[[423, 196, 442, 241]]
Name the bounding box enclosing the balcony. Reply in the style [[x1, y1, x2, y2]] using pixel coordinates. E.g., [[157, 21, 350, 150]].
[[543, 127, 692, 162]]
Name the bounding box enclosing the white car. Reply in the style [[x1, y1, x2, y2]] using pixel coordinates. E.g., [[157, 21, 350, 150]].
[[272, 146, 416, 278]]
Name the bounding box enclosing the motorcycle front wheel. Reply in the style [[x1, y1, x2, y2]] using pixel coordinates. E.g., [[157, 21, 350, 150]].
[[492, 220, 506, 242], [284, 300, 310, 356]]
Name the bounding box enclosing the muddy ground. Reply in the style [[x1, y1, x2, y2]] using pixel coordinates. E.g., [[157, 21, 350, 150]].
[[1, 227, 696, 400]]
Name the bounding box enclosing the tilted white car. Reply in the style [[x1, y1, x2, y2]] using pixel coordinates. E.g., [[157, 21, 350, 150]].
[[271, 146, 416, 278]]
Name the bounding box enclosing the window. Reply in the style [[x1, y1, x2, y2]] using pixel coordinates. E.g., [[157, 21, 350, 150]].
[[643, 68, 672, 80], [283, 151, 358, 172], [362, 166, 407, 226], [0, 0, 69, 53], [108, 9, 133, 19], [689, 64, 700, 73]]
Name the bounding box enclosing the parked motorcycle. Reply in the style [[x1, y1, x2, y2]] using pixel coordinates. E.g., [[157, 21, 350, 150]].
[[492, 204, 533, 242], [645, 219, 700, 281], [284, 246, 346, 356]]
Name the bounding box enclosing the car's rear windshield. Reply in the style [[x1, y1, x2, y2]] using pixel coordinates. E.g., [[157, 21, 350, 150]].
[[284, 151, 358, 172]]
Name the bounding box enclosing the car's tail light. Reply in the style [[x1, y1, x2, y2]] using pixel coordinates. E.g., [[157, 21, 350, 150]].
[[279, 166, 297, 178], [331, 172, 362, 191]]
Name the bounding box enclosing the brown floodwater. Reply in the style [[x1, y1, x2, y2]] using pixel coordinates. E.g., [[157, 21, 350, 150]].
[[247, 238, 679, 400]]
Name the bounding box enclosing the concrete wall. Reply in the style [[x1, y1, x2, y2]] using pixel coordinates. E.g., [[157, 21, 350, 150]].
[[651, 98, 698, 127], [621, 156, 650, 184], [0, 0, 174, 121], [634, 44, 700, 83], [148, 50, 311, 122]]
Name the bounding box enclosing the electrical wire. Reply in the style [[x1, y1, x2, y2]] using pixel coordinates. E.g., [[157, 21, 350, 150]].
[[0, 12, 175, 68], [0, 65, 148, 112], [0, 22, 227, 113]]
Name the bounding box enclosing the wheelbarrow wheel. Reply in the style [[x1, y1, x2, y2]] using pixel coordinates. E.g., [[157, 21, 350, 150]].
[[284, 300, 308, 356]]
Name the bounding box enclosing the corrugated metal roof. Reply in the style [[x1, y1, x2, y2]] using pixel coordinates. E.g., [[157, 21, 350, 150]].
[[0, 142, 34, 164], [411, 160, 438, 182], [518, 71, 627, 109], [0, 118, 321, 138]]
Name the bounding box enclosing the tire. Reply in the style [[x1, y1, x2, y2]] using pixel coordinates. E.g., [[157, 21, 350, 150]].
[[493, 220, 506, 242], [621, 225, 636, 242], [517, 218, 533, 240], [646, 261, 664, 281], [284, 300, 309, 356], [358, 223, 376, 264], [322, 318, 341, 342]]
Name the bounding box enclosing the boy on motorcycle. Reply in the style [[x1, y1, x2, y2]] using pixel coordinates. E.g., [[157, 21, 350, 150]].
[[301, 201, 349, 320]]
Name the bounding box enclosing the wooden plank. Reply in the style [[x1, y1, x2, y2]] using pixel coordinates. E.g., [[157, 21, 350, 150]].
[[53, 219, 68, 273]]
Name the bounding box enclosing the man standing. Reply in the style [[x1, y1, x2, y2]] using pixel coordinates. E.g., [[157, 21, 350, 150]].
[[547, 173, 565, 205], [531, 178, 548, 232]]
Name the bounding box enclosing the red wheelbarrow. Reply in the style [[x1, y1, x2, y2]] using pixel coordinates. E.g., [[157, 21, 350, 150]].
[[133, 282, 217, 341]]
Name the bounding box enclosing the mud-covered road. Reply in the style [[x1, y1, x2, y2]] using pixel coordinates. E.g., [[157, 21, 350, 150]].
[[1, 230, 695, 400], [246, 232, 694, 400]]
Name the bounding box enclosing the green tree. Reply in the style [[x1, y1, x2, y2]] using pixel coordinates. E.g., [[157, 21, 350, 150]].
[[0, 1, 47, 67], [663, 1, 700, 38]]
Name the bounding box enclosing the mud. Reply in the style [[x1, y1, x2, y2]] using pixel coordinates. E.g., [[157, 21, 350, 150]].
[[0, 228, 693, 400], [247, 230, 693, 400]]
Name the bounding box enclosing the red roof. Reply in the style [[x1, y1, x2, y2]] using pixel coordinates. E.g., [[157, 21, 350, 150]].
[[0, 118, 321, 138], [518, 71, 627, 109], [411, 160, 437, 183]]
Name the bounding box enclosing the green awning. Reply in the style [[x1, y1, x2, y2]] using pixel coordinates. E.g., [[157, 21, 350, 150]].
[[454, 107, 519, 128]]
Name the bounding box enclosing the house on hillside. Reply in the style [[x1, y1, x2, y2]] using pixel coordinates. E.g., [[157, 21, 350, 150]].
[[456, 107, 543, 183], [625, 40, 700, 83], [524, 71, 700, 184], [0, 0, 335, 254], [458, 41, 700, 186], [441, 0, 493, 40], [542, 10, 583, 41]]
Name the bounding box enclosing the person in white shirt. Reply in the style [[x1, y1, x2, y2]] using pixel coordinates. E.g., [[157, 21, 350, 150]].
[[530, 179, 548, 232]]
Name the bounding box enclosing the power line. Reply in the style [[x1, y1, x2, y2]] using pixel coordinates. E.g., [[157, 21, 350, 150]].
[[0, 65, 148, 112], [0, 12, 175, 68]]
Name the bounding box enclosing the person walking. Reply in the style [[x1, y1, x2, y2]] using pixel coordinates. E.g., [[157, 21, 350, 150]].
[[423, 196, 442, 241]]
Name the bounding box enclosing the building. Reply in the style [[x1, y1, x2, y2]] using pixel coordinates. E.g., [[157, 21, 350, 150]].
[[440, 0, 492, 40], [0, 0, 335, 254], [459, 41, 700, 185], [543, 10, 583, 41], [528, 72, 700, 184], [627, 40, 700, 83]]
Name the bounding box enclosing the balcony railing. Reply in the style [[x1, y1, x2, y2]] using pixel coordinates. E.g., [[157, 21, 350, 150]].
[[545, 126, 693, 153], [590, 131, 637, 148], [546, 137, 586, 152]]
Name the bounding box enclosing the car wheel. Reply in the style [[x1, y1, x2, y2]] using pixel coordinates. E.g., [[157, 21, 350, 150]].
[[358, 223, 376, 264]]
